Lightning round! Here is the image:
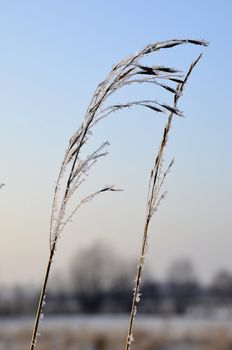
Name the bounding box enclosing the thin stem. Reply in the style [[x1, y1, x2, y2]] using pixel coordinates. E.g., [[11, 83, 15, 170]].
[[125, 218, 149, 350], [30, 244, 55, 350]]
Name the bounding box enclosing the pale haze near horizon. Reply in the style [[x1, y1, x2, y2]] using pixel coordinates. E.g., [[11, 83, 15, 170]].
[[0, 1, 231, 287]]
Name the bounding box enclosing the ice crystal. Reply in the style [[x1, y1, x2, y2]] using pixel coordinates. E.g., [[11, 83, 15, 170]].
[[133, 306, 137, 317], [128, 334, 134, 345], [136, 292, 142, 303]]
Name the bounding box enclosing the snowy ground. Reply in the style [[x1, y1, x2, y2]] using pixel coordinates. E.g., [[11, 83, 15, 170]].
[[1, 314, 232, 349]]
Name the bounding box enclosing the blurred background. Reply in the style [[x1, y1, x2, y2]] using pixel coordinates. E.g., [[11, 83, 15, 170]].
[[1, 242, 232, 349], [0, 0, 232, 349]]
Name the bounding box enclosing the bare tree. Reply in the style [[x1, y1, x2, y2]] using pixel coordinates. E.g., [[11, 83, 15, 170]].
[[70, 243, 135, 312], [166, 258, 199, 314], [167, 258, 197, 285], [210, 270, 232, 299]]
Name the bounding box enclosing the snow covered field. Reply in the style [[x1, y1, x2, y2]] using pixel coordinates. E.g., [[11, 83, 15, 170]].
[[1, 314, 232, 349]]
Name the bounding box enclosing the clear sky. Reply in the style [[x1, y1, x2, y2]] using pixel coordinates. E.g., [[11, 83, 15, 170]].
[[0, 0, 231, 286]]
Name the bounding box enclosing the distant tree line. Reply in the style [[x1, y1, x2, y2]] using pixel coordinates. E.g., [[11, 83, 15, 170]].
[[1, 244, 232, 316]]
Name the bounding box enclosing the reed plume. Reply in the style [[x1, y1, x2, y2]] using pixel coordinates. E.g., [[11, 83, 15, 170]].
[[30, 39, 207, 350]]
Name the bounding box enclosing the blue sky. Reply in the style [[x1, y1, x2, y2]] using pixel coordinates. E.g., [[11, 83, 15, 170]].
[[0, 1, 231, 285]]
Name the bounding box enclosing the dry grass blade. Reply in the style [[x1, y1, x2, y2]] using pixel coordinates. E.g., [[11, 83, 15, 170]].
[[30, 40, 207, 350]]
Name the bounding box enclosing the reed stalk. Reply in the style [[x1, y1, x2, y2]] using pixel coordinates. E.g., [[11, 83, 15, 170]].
[[29, 39, 207, 350], [124, 54, 203, 350]]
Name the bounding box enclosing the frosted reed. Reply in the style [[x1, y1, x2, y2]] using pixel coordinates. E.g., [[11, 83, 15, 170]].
[[124, 54, 204, 350], [29, 39, 207, 350]]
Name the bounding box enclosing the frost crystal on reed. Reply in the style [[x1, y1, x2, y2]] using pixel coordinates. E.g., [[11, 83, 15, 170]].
[[128, 334, 134, 345], [136, 292, 142, 303], [133, 306, 137, 317]]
